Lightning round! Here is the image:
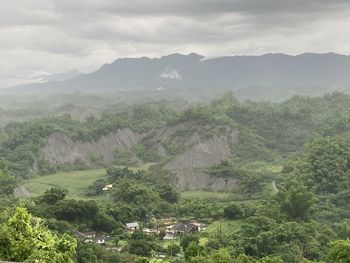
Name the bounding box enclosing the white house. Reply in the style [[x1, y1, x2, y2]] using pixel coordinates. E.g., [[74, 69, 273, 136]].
[[126, 222, 140, 233]]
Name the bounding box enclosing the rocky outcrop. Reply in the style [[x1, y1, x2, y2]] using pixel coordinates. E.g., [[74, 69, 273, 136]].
[[42, 128, 142, 165], [41, 125, 239, 191], [165, 129, 239, 191]]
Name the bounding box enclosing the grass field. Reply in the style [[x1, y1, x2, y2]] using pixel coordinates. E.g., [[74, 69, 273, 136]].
[[202, 219, 242, 237], [181, 191, 233, 200], [22, 163, 153, 199], [22, 169, 107, 199]]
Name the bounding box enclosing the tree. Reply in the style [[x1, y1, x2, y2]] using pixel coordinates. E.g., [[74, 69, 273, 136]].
[[180, 235, 199, 251], [184, 242, 206, 260], [54, 199, 99, 223], [235, 254, 255, 263], [328, 239, 350, 263], [129, 230, 159, 257], [86, 178, 107, 196], [276, 182, 315, 220], [111, 180, 160, 206], [224, 203, 244, 219], [166, 243, 180, 256], [211, 248, 233, 263], [159, 185, 179, 203], [0, 207, 76, 263], [0, 167, 16, 196], [40, 187, 68, 205], [75, 242, 123, 263], [300, 136, 350, 193], [128, 239, 157, 257], [258, 256, 283, 263]]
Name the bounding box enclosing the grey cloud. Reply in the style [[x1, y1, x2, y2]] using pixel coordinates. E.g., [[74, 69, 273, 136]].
[[50, 0, 350, 17], [0, 0, 350, 87]]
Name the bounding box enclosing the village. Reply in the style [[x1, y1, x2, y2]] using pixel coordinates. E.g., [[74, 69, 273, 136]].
[[74, 218, 206, 253]]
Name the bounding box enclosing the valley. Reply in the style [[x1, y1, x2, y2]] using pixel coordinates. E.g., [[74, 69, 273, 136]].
[[2, 92, 350, 262], [2, 1, 350, 262]]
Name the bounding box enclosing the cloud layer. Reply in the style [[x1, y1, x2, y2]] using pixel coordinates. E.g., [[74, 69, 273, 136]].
[[1, 0, 350, 87]]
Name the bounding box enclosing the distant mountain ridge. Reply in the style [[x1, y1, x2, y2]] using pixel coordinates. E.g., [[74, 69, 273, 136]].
[[7, 52, 350, 101]]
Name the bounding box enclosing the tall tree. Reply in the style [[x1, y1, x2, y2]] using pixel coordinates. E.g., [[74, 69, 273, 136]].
[[276, 182, 316, 220], [0, 207, 77, 263]]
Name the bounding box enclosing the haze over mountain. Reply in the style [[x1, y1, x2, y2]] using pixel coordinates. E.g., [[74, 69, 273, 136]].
[[32, 70, 82, 83], [5, 52, 350, 101]]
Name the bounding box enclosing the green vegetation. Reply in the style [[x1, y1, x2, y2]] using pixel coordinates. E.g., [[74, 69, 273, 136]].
[[5, 93, 350, 262], [22, 164, 153, 199], [203, 220, 242, 236], [0, 207, 76, 263], [22, 169, 106, 199], [181, 191, 232, 200]]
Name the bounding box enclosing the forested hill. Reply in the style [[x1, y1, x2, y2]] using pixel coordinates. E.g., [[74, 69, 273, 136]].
[[2, 92, 350, 186], [8, 53, 350, 101], [3, 93, 350, 262]]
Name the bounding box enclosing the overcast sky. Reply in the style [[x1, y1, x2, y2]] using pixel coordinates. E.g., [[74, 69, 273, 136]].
[[1, 0, 350, 87]]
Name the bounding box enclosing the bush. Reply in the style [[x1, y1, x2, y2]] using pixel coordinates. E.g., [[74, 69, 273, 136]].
[[223, 203, 243, 219]]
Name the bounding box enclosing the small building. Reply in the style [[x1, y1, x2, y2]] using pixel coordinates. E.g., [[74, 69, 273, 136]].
[[172, 223, 199, 236], [125, 222, 140, 233], [91, 236, 106, 245], [74, 231, 105, 245], [192, 222, 206, 232], [102, 184, 113, 191]]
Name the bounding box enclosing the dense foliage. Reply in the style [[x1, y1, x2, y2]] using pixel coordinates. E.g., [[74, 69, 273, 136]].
[[4, 93, 350, 262], [0, 207, 77, 263]]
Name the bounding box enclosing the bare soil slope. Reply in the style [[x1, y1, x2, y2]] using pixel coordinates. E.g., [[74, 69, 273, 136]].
[[41, 125, 239, 191], [165, 129, 239, 190], [42, 128, 142, 165]]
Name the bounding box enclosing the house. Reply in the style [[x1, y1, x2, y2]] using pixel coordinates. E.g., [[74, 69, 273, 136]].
[[91, 236, 106, 245], [172, 223, 199, 236], [192, 222, 206, 232], [125, 222, 140, 233], [74, 231, 105, 245]]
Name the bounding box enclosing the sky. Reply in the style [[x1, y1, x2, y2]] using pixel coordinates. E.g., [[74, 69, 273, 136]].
[[1, 0, 350, 87]]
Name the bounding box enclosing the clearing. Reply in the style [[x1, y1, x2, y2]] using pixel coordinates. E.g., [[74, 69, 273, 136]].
[[21, 163, 153, 199]]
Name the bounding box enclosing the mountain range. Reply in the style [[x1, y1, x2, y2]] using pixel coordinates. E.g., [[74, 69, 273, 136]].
[[6, 52, 350, 101]]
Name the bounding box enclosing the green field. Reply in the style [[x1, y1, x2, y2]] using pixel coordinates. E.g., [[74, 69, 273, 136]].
[[22, 169, 106, 199], [181, 191, 233, 200], [22, 163, 154, 199], [202, 219, 241, 236]]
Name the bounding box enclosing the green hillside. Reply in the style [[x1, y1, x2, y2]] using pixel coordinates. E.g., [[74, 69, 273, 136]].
[[3, 93, 350, 262]]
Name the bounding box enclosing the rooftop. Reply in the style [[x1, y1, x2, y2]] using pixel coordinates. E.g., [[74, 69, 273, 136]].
[[126, 222, 139, 228]]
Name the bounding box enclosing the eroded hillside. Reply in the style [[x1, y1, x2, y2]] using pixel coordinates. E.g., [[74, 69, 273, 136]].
[[43, 128, 143, 166], [4, 93, 347, 190], [40, 124, 239, 191]]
